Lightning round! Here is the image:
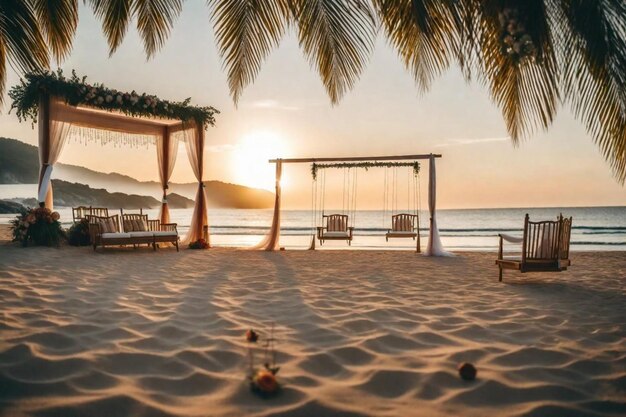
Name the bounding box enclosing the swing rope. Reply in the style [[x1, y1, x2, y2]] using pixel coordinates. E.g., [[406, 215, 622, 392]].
[[351, 168, 358, 228], [382, 167, 388, 228]]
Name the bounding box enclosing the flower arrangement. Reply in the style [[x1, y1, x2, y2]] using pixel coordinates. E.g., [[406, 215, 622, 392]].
[[311, 161, 420, 180], [246, 325, 281, 397], [189, 238, 209, 249], [9, 69, 219, 128], [67, 218, 91, 246], [498, 7, 536, 63], [10, 207, 65, 247]]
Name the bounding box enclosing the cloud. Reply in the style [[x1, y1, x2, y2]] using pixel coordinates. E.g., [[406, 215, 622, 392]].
[[435, 136, 510, 147], [244, 99, 300, 111]]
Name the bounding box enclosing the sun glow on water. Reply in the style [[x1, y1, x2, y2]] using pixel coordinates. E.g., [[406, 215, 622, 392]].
[[231, 131, 290, 191]]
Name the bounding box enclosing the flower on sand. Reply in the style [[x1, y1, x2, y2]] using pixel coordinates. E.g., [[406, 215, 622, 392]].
[[246, 329, 259, 343], [252, 369, 278, 394]]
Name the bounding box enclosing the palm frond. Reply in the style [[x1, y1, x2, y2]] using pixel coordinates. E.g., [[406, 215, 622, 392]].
[[375, 0, 460, 92], [33, 0, 78, 61], [0, 1, 49, 106], [209, 0, 291, 104], [0, 32, 6, 104], [471, 0, 559, 142], [132, 0, 183, 58], [292, 0, 377, 104], [87, 0, 133, 56], [559, 0, 626, 182]]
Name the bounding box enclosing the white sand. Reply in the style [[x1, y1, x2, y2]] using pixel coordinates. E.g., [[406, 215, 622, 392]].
[[0, 243, 624, 417]]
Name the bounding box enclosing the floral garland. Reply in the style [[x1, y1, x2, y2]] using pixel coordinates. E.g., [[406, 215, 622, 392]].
[[189, 238, 209, 249], [9, 69, 219, 128], [311, 161, 420, 180], [11, 207, 64, 247]]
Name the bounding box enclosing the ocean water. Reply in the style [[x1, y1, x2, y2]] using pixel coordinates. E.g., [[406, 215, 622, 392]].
[[1, 195, 624, 251]]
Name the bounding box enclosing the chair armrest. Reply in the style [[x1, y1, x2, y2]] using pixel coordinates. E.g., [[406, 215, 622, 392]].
[[499, 233, 523, 243]]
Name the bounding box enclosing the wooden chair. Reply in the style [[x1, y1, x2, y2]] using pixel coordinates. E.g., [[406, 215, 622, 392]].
[[317, 214, 354, 245], [496, 214, 573, 281], [72, 206, 91, 223], [90, 207, 109, 217]]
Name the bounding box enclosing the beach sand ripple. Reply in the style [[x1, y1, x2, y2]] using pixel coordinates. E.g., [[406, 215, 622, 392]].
[[0, 246, 624, 416]]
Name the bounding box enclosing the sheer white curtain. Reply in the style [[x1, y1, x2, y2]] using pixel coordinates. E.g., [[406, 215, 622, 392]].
[[253, 160, 282, 251], [156, 128, 178, 224], [182, 124, 209, 245], [425, 155, 452, 256], [38, 97, 71, 209]]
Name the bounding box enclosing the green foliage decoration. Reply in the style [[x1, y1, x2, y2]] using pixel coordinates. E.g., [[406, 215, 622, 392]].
[[67, 218, 91, 246], [10, 206, 65, 247], [311, 161, 420, 180], [9, 69, 219, 128]]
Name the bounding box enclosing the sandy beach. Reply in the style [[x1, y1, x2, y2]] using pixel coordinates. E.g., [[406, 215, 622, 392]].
[[0, 240, 624, 417]]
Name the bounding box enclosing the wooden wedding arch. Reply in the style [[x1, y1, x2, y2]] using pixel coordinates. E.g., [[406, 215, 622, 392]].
[[11, 71, 218, 245]]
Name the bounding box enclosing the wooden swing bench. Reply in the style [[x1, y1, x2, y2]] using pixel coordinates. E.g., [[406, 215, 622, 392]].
[[496, 214, 572, 281], [317, 214, 354, 245], [386, 213, 419, 240]]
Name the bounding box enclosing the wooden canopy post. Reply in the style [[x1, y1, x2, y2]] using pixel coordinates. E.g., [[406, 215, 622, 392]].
[[37, 93, 51, 208], [160, 126, 171, 224]]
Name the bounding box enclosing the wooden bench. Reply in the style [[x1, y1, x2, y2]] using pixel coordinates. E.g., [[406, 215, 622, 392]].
[[88, 214, 179, 252]]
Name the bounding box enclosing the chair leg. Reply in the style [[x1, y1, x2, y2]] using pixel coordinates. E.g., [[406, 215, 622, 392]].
[[175, 239, 179, 252], [499, 266, 503, 282]]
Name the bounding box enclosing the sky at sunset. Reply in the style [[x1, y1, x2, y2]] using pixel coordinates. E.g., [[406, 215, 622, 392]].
[[1, 2, 624, 209]]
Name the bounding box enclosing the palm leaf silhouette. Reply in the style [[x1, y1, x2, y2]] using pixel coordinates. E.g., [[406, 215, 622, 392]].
[[210, 0, 291, 104]]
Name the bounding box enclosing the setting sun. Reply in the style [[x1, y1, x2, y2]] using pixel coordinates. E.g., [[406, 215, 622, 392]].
[[231, 131, 289, 191]]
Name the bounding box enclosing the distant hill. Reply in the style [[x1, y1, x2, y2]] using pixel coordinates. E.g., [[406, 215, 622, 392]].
[[51, 180, 160, 208], [0, 137, 274, 209], [0, 199, 25, 214], [0, 138, 40, 183]]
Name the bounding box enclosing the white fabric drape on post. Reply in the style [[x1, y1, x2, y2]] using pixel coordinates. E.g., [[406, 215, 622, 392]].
[[425, 154, 451, 256], [38, 97, 71, 209], [156, 127, 178, 224], [182, 124, 209, 245], [253, 160, 282, 251]]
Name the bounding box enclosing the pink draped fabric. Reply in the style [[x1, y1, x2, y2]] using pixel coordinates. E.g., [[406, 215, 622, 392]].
[[156, 128, 179, 224], [253, 160, 282, 251], [38, 97, 71, 209], [182, 124, 209, 245]]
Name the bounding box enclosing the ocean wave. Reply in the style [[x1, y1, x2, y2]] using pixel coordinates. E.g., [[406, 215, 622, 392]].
[[208, 225, 626, 233], [570, 241, 626, 246]]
